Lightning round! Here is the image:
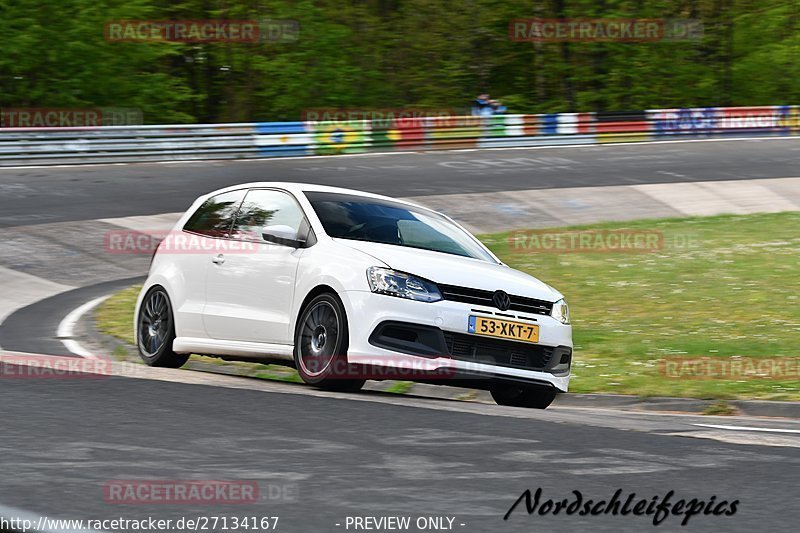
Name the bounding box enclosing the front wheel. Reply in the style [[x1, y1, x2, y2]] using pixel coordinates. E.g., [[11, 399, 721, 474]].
[[490, 384, 557, 409], [137, 286, 189, 368], [294, 293, 364, 392]]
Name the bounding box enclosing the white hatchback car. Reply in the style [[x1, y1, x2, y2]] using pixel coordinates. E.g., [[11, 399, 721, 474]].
[[135, 183, 572, 408]]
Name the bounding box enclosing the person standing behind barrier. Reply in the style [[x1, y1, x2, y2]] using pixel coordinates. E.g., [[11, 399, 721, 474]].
[[472, 93, 490, 116], [489, 99, 507, 115]]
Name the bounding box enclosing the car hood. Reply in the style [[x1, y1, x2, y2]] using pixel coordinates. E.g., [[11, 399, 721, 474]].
[[333, 239, 562, 302]]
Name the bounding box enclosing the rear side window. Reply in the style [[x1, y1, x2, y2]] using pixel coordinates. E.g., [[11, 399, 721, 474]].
[[231, 189, 306, 242], [183, 190, 246, 237]]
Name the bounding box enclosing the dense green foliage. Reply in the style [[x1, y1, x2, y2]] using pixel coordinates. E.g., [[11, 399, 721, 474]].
[[1, 1, 798, 123]]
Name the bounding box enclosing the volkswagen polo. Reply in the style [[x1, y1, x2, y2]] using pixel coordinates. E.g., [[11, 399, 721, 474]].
[[134, 183, 572, 408]]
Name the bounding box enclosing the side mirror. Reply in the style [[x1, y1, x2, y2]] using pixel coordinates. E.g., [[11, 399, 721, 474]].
[[262, 225, 304, 248]]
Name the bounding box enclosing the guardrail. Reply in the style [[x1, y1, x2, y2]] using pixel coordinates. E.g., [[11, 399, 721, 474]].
[[0, 105, 797, 166]]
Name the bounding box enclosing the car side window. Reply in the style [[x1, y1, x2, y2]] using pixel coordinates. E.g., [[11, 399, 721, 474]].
[[183, 189, 246, 238], [231, 189, 306, 243]]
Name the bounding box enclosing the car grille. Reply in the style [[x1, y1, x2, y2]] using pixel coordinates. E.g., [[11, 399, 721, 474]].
[[443, 332, 554, 371], [438, 284, 553, 315]]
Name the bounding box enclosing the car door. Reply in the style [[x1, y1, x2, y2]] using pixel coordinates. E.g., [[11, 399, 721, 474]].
[[202, 188, 306, 344], [172, 188, 247, 338]]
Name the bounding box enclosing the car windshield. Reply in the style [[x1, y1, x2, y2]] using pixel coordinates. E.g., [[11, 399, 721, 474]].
[[304, 191, 497, 263]]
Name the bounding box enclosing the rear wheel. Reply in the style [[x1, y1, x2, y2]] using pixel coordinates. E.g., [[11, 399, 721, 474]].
[[294, 293, 364, 392], [137, 287, 189, 368], [490, 384, 557, 409]]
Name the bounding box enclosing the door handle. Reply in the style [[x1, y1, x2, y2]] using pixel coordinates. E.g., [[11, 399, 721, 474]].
[[212, 254, 225, 265]]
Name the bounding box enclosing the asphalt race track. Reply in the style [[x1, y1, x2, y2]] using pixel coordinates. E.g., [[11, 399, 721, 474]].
[[1, 139, 800, 532], [1, 137, 798, 227], [2, 369, 799, 532]]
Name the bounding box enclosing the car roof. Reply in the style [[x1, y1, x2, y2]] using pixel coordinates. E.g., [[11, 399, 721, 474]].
[[204, 182, 429, 210]]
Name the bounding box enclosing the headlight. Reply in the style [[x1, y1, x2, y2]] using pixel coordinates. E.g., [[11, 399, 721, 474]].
[[367, 267, 442, 303], [551, 298, 570, 324]]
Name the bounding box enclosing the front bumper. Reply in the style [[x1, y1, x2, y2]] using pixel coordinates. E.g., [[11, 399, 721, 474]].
[[342, 290, 573, 392]]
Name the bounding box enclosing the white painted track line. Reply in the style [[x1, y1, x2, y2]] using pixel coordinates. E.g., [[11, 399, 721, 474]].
[[56, 295, 112, 359], [0, 501, 106, 533], [693, 423, 800, 434]]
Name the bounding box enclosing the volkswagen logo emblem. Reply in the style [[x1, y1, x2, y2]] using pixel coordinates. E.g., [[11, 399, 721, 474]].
[[492, 290, 511, 311]]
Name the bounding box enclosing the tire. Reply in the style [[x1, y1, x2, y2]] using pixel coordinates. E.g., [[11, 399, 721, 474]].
[[294, 293, 364, 392], [490, 383, 557, 409], [137, 286, 189, 368]]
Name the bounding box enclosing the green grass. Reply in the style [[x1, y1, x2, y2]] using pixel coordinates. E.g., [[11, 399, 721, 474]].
[[481, 211, 800, 400], [96, 285, 140, 345], [96, 211, 800, 401], [703, 401, 738, 416], [255, 366, 304, 383], [385, 381, 414, 394]]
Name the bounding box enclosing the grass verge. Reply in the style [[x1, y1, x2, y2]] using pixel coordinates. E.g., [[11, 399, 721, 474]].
[[481, 211, 800, 400], [96, 285, 139, 345], [96, 211, 800, 401]]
